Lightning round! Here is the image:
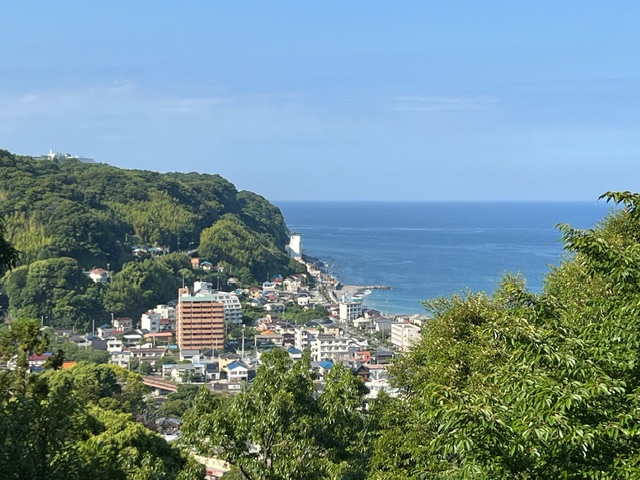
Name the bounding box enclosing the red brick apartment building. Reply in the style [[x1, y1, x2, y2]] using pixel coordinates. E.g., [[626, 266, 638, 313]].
[[176, 287, 225, 351]]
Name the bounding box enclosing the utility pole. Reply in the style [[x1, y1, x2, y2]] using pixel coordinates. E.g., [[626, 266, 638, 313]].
[[241, 324, 246, 361], [177, 237, 181, 252]]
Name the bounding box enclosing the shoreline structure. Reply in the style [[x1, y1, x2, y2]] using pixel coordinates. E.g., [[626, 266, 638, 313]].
[[310, 257, 392, 311], [331, 284, 392, 304]]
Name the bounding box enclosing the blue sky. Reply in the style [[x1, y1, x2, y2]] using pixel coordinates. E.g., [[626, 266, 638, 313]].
[[1, 1, 638, 201]]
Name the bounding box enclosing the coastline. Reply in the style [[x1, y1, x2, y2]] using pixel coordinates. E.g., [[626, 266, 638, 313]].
[[312, 259, 399, 316], [281, 201, 610, 315]]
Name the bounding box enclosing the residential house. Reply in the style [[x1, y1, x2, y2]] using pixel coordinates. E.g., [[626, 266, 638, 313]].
[[218, 352, 241, 370], [353, 317, 373, 331], [288, 347, 303, 360], [254, 332, 285, 349], [129, 345, 167, 363], [200, 261, 214, 271], [28, 352, 53, 371], [204, 362, 222, 381], [264, 302, 285, 314], [323, 323, 343, 336], [248, 287, 262, 299], [374, 347, 395, 365], [225, 360, 250, 382], [351, 363, 371, 383], [97, 324, 120, 339], [87, 268, 109, 284], [113, 317, 133, 331], [179, 349, 201, 361], [366, 364, 399, 399], [296, 295, 310, 306], [122, 330, 143, 346], [69, 335, 92, 349], [164, 363, 205, 383], [144, 331, 174, 345], [262, 281, 277, 292], [106, 337, 123, 353], [354, 350, 372, 365], [110, 351, 132, 368], [373, 317, 394, 337], [314, 359, 334, 380]]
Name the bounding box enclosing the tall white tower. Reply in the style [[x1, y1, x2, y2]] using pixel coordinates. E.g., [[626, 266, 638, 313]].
[[286, 233, 302, 258]]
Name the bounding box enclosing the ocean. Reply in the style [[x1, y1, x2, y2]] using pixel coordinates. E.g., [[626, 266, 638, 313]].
[[276, 201, 613, 315]]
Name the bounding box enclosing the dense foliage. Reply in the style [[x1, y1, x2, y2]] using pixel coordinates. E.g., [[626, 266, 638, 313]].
[[0, 149, 294, 328], [0, 319, 204, 480], [369, 192, 640, 479], [182, 349, 369, 480]]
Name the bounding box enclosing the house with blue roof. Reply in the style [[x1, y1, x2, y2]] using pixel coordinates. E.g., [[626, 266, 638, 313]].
[[287, 347, 303, 360], [225, 360, 251, 382]]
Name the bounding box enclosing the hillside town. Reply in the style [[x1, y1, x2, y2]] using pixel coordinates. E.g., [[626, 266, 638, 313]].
[[34, 234, 425, 392], [5, 234, 427, 477]]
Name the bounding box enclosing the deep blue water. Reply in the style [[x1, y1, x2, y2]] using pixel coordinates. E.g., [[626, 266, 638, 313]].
[[276, 201, 613, 315]]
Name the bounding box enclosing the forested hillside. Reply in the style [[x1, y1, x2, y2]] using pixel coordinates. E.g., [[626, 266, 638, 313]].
[[0, 149, 299, 328]]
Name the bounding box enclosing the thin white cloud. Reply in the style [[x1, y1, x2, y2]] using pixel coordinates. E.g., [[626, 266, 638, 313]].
[[391, 95, 498, 112], [0, 84, 235, 120], [0, 84, 327, 146]]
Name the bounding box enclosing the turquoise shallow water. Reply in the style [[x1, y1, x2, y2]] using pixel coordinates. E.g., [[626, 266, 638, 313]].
[[277, 201, 612, 315]]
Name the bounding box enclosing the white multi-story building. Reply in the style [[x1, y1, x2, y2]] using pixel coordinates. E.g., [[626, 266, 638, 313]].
[[391, 322, 421, 352], [339, 300, 364, 322], [110, 351, 131, 368], [309, 334, 351, 362], [153, 304, 176, 322], [191, 283, 243, 325], [295, 327, 320, 351], [141, 312, 162, 332], [286, 233, 302, 258], [106, 337, 123, 353]]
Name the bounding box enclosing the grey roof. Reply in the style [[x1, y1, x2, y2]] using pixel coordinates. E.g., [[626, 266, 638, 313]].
[[376, 348, 395, 357], [180, 349, 200, 357]]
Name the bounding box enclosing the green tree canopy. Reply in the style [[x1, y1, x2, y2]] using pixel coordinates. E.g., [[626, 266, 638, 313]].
[[199, 214, 291, 284], [0, 326, 204, 480], [0, 215, 19, 273], [181, 349, 369, 480], [370, 195, 640, 479], [2, 257, 105, 330]]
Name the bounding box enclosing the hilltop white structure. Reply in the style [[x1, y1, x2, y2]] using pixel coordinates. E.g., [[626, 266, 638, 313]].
[[38, 149, 95, 163]]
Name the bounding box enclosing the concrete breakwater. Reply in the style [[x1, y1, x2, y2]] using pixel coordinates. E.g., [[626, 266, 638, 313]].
[[333, 284, 392, 302]]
